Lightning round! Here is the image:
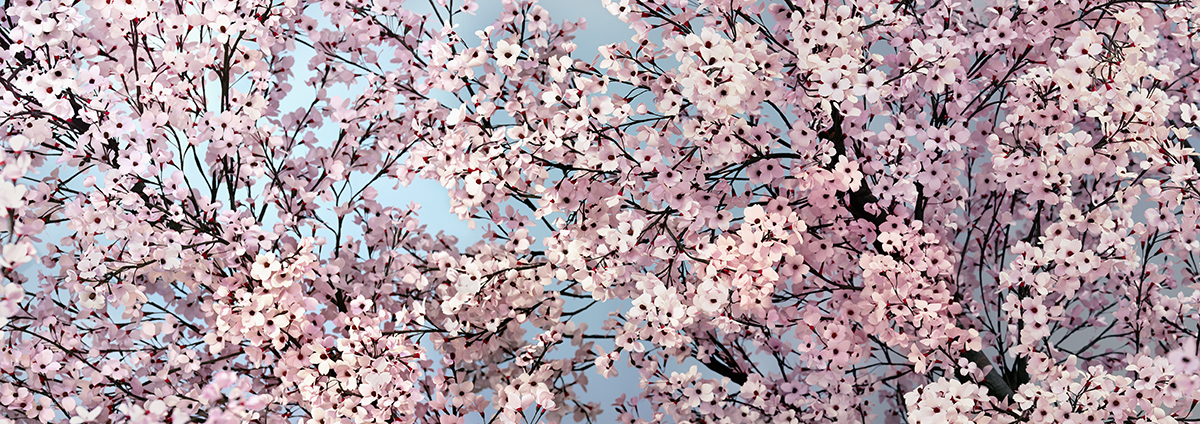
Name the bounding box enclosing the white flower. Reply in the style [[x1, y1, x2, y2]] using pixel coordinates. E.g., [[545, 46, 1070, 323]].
[[250, 253, 281, 281], [1182, 103, 1200, 125], [0, 181, 26, 216], [1169, 339, 1200, 374], [9, 135, 31, 153], [494, 39, 521, 68], [0, 242, 35, 269], [548, 55, 571, 82], [0, 282, 22, 327], [70, 405, 103, 424], [817, 69, 848, 102], [78, 286, 106, 310], [209, 14, 236, 44]]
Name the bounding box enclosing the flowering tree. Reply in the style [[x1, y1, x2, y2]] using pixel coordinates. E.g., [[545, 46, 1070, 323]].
[[4, 0, 1200, 421]]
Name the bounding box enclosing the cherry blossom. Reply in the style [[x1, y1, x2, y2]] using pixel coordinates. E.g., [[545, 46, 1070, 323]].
[[5, 0, 1200, 422]]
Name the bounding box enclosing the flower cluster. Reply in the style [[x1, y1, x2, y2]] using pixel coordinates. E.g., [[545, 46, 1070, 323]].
[[5, 0, 1200, 422]]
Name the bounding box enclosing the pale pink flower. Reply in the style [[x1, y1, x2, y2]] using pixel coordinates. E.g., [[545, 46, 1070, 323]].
[[494, 39, 521, 68]]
